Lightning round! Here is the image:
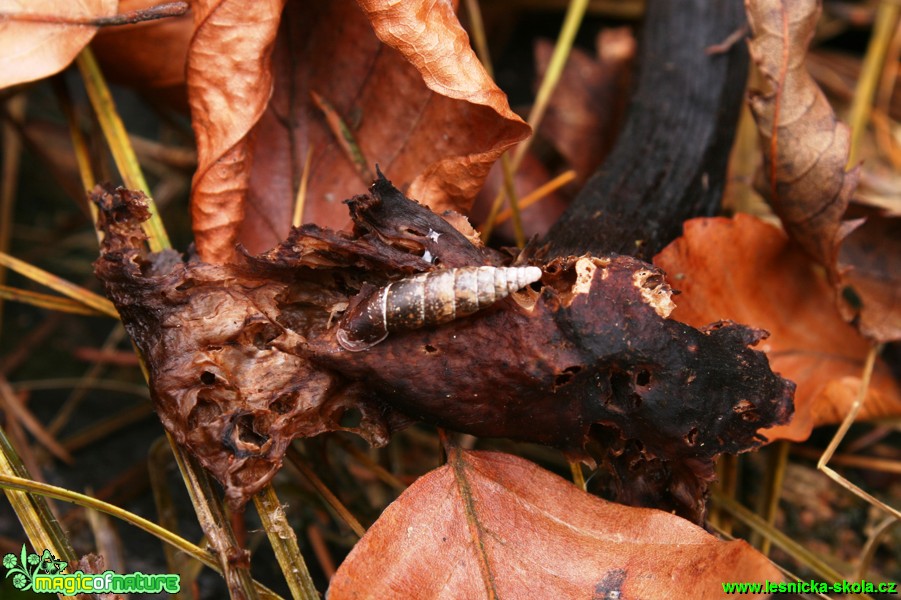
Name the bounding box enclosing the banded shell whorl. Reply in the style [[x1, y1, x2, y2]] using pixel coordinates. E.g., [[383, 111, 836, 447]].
[[336, 266, 542, 352]]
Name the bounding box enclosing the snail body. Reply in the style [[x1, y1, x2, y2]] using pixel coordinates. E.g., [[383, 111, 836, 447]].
[[336, 266, 542, 351]]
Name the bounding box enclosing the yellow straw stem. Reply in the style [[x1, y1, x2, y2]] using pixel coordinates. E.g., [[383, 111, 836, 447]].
[[0, 252, 118, 318], [847, 0, 901, 166], [494, 169, 576, 225], [254, 485, 320, 600], [0, 285, 107, 316], [513, 0, 590, 171], [75, 48, 171, 252]]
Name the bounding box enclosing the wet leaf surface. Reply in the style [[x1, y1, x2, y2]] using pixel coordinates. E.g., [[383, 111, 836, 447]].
[[94, 178, 793, 520], [654, 214, 901, 442], [329, 449, 781, 600], [0, 0, 117, 88]]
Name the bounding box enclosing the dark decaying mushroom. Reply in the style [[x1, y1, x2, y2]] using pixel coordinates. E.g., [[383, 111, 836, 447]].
[[93, 173, 793, 521]]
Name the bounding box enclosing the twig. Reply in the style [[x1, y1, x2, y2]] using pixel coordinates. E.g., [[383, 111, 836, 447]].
[[0, 2, 188, 27]]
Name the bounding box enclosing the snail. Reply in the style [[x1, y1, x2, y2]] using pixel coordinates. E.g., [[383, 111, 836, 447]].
[[336, 265, 542, 351]]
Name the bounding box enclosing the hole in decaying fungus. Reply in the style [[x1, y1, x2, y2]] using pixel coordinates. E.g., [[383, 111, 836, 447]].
[[609, 371, 631, 405], [636, 370, 651, 386], [223, 413, 270, 458], [269, 392, 295, 415], [733, 399, 760, 422], [236, 414, 268, 446], [554, 365, 582, 387], [200, 371, 217, 385], [339, 408, 363, 428], [188, 392, 221, 430], [424, 344, 438, 353], [252, 323, 282, 349], [684, 427, 699, 446]]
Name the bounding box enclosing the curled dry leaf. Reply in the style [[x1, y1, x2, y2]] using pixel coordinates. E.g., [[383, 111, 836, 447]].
[[187, 0, 286, 265], [329, 449, 782, 600], [0, 0, 117, 89], [187, 0, 530, 263], [654, 215, 901, 442], [94, 176, 793, 518], [745, 0, 858, 267], [746, 0, 901, 340], [355, 0, 530, 210]]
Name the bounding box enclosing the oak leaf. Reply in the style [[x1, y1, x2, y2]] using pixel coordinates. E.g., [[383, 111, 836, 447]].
[[654, 214, 901, 442], [329, 449, 781, 599]]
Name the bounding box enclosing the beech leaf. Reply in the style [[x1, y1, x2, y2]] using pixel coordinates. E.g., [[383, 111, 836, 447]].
[[654, 215, 901, 442], [745, 0, 858, 267], [0, 0, 117, 89], [329, 449, 782, 599]]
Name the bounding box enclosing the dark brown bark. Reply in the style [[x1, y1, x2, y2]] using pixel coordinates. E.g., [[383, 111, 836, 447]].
[[542, 0, 749, 259]]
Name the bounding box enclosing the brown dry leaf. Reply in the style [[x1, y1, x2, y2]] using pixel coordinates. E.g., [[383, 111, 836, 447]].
[[654, 214, 901, 442], [0, 0, 117, 88], [746, 0, 901, 341], [746, 0, 858, 268], [91, 0, 192, 111], [329, 449, 781, 599], [536, 27, 635, 182], [188, 0, 530, 263], [186, 0, 285, 265]]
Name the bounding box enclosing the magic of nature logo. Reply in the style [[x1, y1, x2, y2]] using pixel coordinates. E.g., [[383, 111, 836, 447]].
[[4, 545, 180, 595]]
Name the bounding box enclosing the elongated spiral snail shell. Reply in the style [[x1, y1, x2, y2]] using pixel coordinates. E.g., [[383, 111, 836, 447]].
[[336, 266, 543, 351]]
